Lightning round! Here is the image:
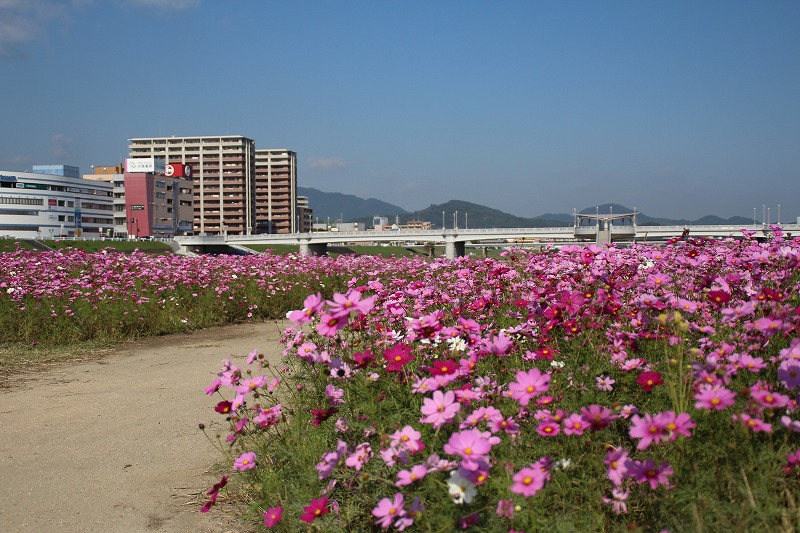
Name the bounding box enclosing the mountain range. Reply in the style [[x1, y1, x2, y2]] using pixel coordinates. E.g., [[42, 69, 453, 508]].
[[298, 187, 754, 228]]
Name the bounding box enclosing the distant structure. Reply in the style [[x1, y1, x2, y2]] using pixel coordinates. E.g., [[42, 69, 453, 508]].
[[32, 165, 81, 179], [297, 195, 313, 232], [128, 136, 305, 235], [85, 160, 193, 238], [0, 166, 113, 238], [573, 208, 637, 244]]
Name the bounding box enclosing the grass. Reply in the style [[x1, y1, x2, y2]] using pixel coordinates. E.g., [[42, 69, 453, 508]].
[[0, 239, 37, 251], [46, 239, 174, 254], [0, 339, 116, 382]]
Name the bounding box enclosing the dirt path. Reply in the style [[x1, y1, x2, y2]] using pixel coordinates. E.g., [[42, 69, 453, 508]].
[[0, 321, 289, 533]]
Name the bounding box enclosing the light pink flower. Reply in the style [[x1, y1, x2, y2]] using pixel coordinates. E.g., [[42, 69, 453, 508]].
[[508, 367, 551, 407], [420, 390, 460, 429]]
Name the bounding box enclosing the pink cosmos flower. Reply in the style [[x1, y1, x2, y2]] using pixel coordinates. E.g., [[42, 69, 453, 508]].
[[732, 413, 773, 433], [443, 429, 494, 471], [496, 498, 515, 519], [536, 422, 561, 437], [580, 404, 618, 431], [659, 411, 696, 441], [373, 493, 406, 529], [263, 506, 283, 528], [781, 416, 800, 433], [420, 390, 460, 429], [752, 316, 784, 336], [235, 375, 267, 395], [629, 459, 673, 490], [604, 446, 630, 486], [778, 360, 800, 389], [389, 425, 424, 453], [596, 375, 615, 391], [288, 292, 323, 324], [737, 353, 767, 373], [345, 442, 373, 470], [396, 464, 429, 486], [300, 497, 329, 523], [602, 487, 630, 514], [694, 385, 736, 410], [510, 457, 551, 497], [562, 413, 586, 436], [233, 451, 256, 471], [508, 367, 551, 407], [205, 379, 222, 396], [316, 313, 349, 337], [327, 290, 376, 318], [629, 413, 666, 450], [750, 387, 790, 410]]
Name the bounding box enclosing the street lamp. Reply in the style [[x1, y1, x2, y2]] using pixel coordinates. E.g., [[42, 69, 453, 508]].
[[442, 211, 445, 230], [465, 213, 468, 229], [454, 211, 458, 230]]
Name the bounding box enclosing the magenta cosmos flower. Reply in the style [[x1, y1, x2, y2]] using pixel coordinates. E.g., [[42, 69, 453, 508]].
[[629, 460, 673, 490], [508, 367, 551, 407], [300, 497, 330, 523], [420, 389, 460, 429], [262, 506, 283, 528], [383, 343, 415, 372], [636, 371, 663, 392]]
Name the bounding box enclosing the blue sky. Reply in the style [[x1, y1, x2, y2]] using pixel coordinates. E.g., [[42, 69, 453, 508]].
[[1, 0, 798, 222]]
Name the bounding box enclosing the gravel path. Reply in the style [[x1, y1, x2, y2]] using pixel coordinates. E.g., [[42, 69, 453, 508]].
[[0, 321, 288, 533]]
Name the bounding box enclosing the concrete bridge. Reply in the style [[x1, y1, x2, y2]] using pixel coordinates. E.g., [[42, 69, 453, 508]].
[[174, 223, 799, 258]]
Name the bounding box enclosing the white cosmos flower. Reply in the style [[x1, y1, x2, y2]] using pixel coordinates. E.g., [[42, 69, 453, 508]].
[[447, 470, 477, 504]]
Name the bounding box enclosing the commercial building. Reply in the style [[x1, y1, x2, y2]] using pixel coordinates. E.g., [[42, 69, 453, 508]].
[[85, 160, 193, 238], [129, 135, 256, 235], [0, 168, 113, 238], [129, 136, 305, 235]]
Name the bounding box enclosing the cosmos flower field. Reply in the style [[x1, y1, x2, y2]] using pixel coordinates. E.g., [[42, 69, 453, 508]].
[[197, 229, 800, 531], [2, 230, 799, 531]]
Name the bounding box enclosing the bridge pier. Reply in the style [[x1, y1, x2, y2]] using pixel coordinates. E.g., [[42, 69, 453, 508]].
[[299, 239, 328, 256], [444, 236, 466, 259]]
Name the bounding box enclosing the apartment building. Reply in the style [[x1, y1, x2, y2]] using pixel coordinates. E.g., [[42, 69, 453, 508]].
[[255, 149, 298, 233], [129, 136, 256, 235]]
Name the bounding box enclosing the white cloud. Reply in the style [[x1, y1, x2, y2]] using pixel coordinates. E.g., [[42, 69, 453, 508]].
[[51, 134, 74, 158], [307, 156, 349, 171], [0, 1, 47, 56]]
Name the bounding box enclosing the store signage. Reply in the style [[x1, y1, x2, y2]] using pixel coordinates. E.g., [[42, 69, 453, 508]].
[[0, 174, 17, 182], [125, 158, 166, 174], [130, 204, 145, 210], [165, 164, 192, 178]]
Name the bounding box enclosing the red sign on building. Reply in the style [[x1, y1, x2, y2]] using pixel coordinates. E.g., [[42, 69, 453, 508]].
[[165, 164, 192, 178]]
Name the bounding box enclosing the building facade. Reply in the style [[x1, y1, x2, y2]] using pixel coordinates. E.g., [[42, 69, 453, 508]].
[[129, 136, 256, 235], [86, 166, 194, 238], [255, 149, 298, 233], [0, 169, 113, 238]]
